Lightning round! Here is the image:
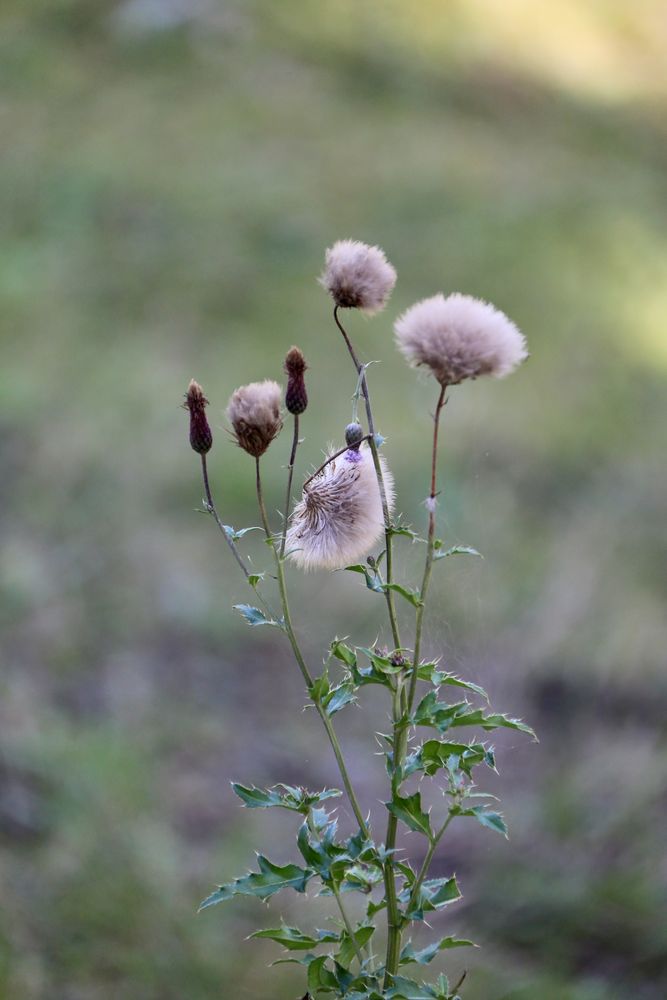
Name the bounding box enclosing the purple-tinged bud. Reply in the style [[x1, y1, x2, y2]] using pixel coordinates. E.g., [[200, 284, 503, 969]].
[[284, 346, 308, 415], [184, 379, 213, 455], [345, 422, 364, 449]]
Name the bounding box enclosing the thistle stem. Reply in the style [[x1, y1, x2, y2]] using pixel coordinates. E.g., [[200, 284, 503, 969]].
[[405, 811, 453, 918], [279, 415, 300, 559], [254, 458, 370, 838], [383, 383, 447, 986], [332, 882, 366, 967], [333, 306, 401, 651]]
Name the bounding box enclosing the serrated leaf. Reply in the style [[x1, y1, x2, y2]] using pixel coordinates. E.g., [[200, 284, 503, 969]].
[[325, 682, 357, 716], [331, 639, 357, 668], [232, 783, 341, 813], [233, 604, 284, 629], [450, 708, 536, 739], [416, 664, 488, 701], [418, 740, 495, 778], [413, 691, 468, 732], [387, 791, 433, 840], [453, 805, 508, 838], [383, 583, 423, 607], [223, 524, 262, 542], [434, 544, 483, 560], [399, 875, 461, 922], [399, 936, 476, 966], [198, 856, 312, 910], [385, 976, 439, 999], [308, 955, 338, 991], [344, 564, 384, 593], [251, 925, 320, 951]]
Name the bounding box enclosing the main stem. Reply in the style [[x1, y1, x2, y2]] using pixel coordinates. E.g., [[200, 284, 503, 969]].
[[333, 307, 401, 651], [279, 414, 299, 559], [254, 457, 369, 839], [383, 383, 447, 986]]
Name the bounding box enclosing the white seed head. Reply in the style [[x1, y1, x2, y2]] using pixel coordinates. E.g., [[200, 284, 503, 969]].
[[320, 239, 397, 315], [394, 293, 528, 386], [226, 380, 283, 458], [286, 444, 394, 570]]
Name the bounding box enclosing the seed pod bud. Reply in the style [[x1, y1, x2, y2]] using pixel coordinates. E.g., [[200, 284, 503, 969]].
[[345, 422, 364, 449], [184, 379, 213, 455], [284, 346, 308, 415]]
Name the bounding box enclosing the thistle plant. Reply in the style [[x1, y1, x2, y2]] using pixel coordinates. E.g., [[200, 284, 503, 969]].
[[184, 240, 534, 1000]]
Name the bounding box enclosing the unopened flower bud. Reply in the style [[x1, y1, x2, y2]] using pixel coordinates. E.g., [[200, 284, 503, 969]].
[[184, 379, 213, 455], [284, 346, 308, 415], [345, 422, 364, 449]]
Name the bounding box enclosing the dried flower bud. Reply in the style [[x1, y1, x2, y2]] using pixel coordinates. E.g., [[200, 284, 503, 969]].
[[184, 379, 213, 455], [320, 239, 396, 315], [395, 293, 527, 387], [284, 346, 308, 415], [345, 422, 364, 449], [226, 380, 283, 458]]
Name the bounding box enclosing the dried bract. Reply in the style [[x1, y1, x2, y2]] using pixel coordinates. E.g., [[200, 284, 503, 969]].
[[286, 444, 394, 570], [395, 293, 527, 386], [320, 239, 396, 315], [226, 380, 283, 458]]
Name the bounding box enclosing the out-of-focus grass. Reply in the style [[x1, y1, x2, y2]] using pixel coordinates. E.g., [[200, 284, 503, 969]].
[[1, 2, 666, 998]]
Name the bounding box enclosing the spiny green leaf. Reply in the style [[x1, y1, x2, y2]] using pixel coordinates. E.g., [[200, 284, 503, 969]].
[[416, 663, 488, 701], [344, 564, 384, 593], [251, 925, 320, 951], [450, 708, 536, 739], [418, 740, 496, 778], [413, 691, 468, 732], [247, 572, 264, 587], [387, 791, 433, 840], [385, 976, 440, 999], [223, 524, 262, 542], [399, 936, 476, 966], [308, 955, 338, 991], [232, 604, 284, 629], [231, 783, 341, 813], [399, 875, 462, 921], [383, 582, 423, 607], [452, 805, 508, 838], [198, 856, 312, 910], [330, 639, 357, 668], [434, 543, 483, 560]]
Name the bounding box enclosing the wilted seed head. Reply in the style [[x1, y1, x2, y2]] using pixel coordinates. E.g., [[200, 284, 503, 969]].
[[284, 346, 308, 415], [226, 380, 283, 458], [184, 379, 213, 455], [394, 293, 528, 387], [320, 239, 397, 315], [286, 443, 394, 571]]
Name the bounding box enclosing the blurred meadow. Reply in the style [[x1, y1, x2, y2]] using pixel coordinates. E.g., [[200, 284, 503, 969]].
[[2, 1, 667, 998]]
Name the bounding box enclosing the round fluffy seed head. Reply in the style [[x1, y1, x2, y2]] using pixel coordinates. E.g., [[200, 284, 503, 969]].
[[286, 444, 394, 571], [226, 380, 283, 458], [184, 379, 213, 454], [284, 346, 308, 415], [320, 239, 397, 315], [394, 293, 528, 386]]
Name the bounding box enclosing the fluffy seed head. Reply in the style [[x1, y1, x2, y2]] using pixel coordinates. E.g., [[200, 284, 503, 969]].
[[394, 293, 528, 386], [320, 239, 396, 315], [226, 380, 283, 458], [184, 379, 213, 455], [284, 346, 308, 415], [286, 444, 394, 571]]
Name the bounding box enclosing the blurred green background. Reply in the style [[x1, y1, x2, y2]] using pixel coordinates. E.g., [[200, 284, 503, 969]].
[[2, 2, 666, 998]]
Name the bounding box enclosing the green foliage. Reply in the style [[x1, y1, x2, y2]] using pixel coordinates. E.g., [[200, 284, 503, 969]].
[[387, 792, 433, 840], [232, 783, 342, 813], [232, 604, 285, 629], [198, 856, 313, 910]]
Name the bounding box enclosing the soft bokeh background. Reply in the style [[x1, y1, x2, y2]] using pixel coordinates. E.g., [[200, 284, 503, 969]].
[[2, 2, 666, 998]]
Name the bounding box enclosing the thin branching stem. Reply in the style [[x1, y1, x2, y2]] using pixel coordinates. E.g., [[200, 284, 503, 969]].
[[254, 457, 370, 839], [405, 811, 454, 917], [331, 882, 366, 967], [279, 414, 300, 559], [383, 383, 447, 985], [333, 306, 401, 650]]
